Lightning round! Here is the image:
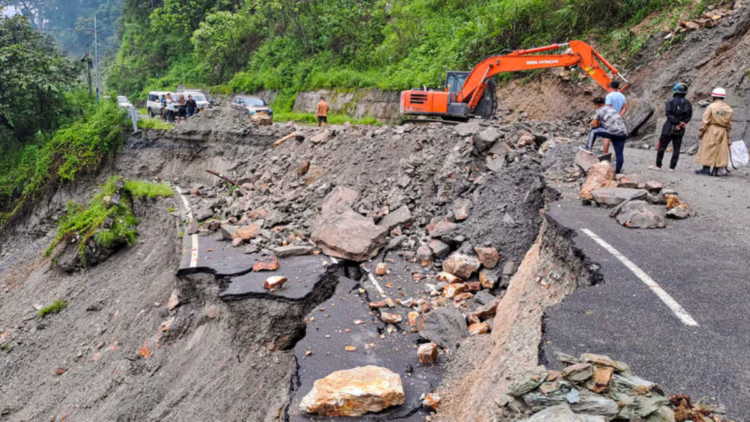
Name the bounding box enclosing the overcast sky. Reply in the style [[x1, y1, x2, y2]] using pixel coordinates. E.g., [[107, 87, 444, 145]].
[[3, 6, 18, 16]]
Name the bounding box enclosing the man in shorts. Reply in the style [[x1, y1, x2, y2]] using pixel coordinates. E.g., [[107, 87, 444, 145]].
[[316, 96, 329, 127]]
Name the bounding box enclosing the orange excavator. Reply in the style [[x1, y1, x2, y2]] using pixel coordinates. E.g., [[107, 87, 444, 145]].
[[400, 40, 629, 120]]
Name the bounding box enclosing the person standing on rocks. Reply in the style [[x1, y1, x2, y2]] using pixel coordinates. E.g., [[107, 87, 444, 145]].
[[316, 96, 330, 128], [582, 97, 629, 173], [695, 87, 733, 176], [650, 82, 693, 172], [602, 80, 628, 156]]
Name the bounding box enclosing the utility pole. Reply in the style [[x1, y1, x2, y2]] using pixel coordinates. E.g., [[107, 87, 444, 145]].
[[94, 16, 100, 101], [86, 46, 93, 99]]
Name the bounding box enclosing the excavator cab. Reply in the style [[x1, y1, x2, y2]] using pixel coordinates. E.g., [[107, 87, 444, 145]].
[[400, 71, 497, 121]]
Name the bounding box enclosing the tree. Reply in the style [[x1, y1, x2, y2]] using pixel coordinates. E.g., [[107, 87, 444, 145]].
[[0, 13, 79, 142]]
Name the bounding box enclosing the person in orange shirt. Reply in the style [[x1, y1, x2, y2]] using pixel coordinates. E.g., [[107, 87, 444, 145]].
[[316, 96, 330, 127]]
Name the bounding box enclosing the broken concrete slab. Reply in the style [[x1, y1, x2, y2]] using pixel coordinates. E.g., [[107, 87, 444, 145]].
[[221, 255, 339, 301], [311, 208, 387, 262]]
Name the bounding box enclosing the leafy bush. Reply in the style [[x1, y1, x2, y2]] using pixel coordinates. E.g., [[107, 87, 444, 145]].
[[47, 177, 173, 265], [39, 300, 67, 318], [0, 100, 126, 227], [138, 118, 172, 131]]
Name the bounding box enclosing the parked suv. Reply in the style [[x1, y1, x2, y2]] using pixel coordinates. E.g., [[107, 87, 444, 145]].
[[178, 90, 213, 112], [231, 95, 272, 116], [146, 91, 173, 118]]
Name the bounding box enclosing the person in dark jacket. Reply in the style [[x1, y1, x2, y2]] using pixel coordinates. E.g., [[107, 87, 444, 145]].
[[650, 83, 693, 171], [186, 95, 197, 118]]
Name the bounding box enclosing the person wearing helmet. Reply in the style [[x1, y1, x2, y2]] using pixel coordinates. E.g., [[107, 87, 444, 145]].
[[695, 87, 733, 176], [650, 83, 693, 171]]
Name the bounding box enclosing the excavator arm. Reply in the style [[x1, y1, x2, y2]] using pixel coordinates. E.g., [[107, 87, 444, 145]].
[[458, 40, 628, 112], [399, 40, 628, 120]]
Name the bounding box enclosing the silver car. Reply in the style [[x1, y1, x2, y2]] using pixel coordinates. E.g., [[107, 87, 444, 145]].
[[231, 96, 273, 116]]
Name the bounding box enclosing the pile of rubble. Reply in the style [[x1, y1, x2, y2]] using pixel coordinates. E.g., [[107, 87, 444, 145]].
[[675, 6, 735, 34], [575, 152, 694, 229], [498, 352, 733, 422]]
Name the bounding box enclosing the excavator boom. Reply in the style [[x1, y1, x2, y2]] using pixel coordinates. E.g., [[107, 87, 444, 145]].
[[400, 40, 628, 120]]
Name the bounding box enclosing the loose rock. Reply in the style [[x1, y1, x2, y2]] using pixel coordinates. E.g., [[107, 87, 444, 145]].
[[417, 342, 439, 364]]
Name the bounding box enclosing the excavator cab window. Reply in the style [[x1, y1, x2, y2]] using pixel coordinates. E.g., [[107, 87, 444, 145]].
[[445, 72, 469, 93]]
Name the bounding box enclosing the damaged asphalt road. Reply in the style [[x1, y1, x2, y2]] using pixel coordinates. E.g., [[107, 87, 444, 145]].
[[543, 147, 750, 421]]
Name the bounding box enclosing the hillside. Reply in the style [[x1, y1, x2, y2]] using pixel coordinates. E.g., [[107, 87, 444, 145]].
[[108, 0, 703, 102]]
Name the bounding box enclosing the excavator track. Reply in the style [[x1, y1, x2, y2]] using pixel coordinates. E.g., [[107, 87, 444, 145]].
[[400, 118, 461, 126]]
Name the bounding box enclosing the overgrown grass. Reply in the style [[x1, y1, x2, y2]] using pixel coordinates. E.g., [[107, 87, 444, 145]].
[[138, 108, 148, 115], [47, 177, 173, 266], [0, 101, 126, 228], [124, 180, 174, 198], [39, 300, 67, 318], [137, 118, 172, 131], [273, 112, 382, 126]]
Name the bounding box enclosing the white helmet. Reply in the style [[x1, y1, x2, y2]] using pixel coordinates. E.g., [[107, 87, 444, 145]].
[[711, 87, 727, 98]]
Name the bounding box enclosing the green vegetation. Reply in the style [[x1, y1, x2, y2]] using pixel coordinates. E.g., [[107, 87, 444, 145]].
[[0, 100, 126, 227], [39, 300, 67, 318], [168, 207, 177, 212], [137, 118, 173, 131], [124, 180, 174, 198], [109, 0, 680, 105], [46, 177, 172, 266], [274, 112, 382, 126]]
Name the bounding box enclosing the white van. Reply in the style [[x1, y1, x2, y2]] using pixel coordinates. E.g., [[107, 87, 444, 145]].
[[178, 90, 212, 112], [146, 91, 173, 118]]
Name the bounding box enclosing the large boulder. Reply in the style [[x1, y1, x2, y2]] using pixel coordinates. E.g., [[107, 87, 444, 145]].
[[623, 98, 654, 136], [416, 305, 468, 349], [591, 188, 648, 207], [580, 161, 617, 201], [311, 209, 388, 261], [614, 201, 666, 229], [299, 366, 405, 416]]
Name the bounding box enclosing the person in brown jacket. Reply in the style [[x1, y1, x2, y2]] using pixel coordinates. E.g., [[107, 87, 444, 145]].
[[695, 87, 733, 176], [316, 96, 330, 127]]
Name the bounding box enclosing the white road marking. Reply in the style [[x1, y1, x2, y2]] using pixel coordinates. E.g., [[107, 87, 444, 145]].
[[175, 187, 199, 269], [581, 228, 699, 327]]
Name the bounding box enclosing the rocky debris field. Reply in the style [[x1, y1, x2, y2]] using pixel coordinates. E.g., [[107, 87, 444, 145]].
[[501, 352, 733, 422]]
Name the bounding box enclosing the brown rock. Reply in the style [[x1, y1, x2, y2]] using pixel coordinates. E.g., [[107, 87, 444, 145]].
[[471, 298, 499, 321], [417, 342, 439, 364], [562, 363, 594, 383], [429, 220, 458, 239], [220, 224, 239, 240], [408, 311, 419, 327], [429, 239, 451, 259], [468, 322, 490, 335], [167, 290, 180, 311], [231, 237, 244, 247], [467, 282, 481, 292], [454, 292, 473, 302], [376, 263, 388, 276], [644, 180, 663, 193], [587, 366, 614, 393], [310, 129, 331, 144], [299, 366, 405, 416], [474, 246, 499, 269], [423, 393, 441, 410], [417, 245, 434, 263], [236, 223, 262, 240], [452, 199, 472, 221], [264, 276, 288, 291], [311, 208, 387, 262], [377, 205, 412, 230], [369, 301, 389, 309], [381, 312, 402, 324], [437, 272, 461, 284], [580, 161, 617, 201], [442, 253, 481, 280], [575, 149, 600, 173], [253, 256, 280, 272], [442, 283, 467, 299], [297, 160, 310, 177], [665, 194, 685, 210]]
